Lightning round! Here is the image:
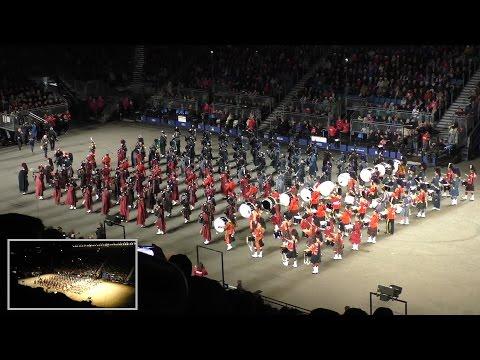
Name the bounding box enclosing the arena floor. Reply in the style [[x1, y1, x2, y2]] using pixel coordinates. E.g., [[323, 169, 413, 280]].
[[2, 120, 480, 315], [17, 274, 135, 308]]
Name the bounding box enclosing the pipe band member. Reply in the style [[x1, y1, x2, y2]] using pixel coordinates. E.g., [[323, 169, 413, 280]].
[[309, 238, 322, 274], [367, 210, 379, 244], [224, 219, 236, 251], [283, 229, 299, 267], [251, 221, 265, 258], [462, 165, 477, 201]]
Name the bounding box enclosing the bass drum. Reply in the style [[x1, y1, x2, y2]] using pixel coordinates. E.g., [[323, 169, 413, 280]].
[[360, 168, 373, 183], [261, 196, 277, 212], [300, 188, 313, 202], [239, 202, 256, 218], [279, 193, 293, 207], [338, 172, 350, 187], [344, 195, 355, 205], [374, 163, 386, 177], [213, 217, 228, 233], [319, 181, 335, 197]]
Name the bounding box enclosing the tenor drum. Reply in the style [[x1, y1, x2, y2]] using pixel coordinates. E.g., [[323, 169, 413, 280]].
[[279, 193, 293, 207], [293, 215, 303, 225], [261, 196, 277, 211], [214, 217, 228, 233], [239, 202, 255, 218], [300, 187, 313, 202]]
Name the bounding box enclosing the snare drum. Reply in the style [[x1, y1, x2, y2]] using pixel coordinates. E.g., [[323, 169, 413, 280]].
[[293, 215, 303, 225]]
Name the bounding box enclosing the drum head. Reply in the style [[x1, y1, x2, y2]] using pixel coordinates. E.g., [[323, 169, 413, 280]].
[[338, 173, 350, 187], [279, 193, 291, 207], [239, 203, 254, 218], [300, 188, 312, 202], [375, 164, 386, 177], [395, 205, 403, 214], [214, 217, 227, 232], [370, 199, 379, 209], [345, 195, 355, 205], [319, 181, 335, 197], [360, 168, 372, 183]]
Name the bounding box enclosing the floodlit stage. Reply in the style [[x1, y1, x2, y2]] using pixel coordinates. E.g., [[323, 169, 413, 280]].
[[18, 275, 135, 308], [2, 121, 480, 314]]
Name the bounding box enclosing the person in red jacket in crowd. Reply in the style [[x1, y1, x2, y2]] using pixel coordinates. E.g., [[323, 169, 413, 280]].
[[328, 124, 338, 142], [192, 262, 208, 277], [247, 116, 256, 131]]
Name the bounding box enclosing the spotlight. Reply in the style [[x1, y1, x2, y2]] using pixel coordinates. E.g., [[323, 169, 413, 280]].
[[210, 50, 214, 54], [345, 58, 349, 63]]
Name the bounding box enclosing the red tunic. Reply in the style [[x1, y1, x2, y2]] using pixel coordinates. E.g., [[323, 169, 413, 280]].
[[155, 207, 166, 231], [201, 212, 212, 242], [101, 189, 111, 215], [65, 185, 76, 206], [83, 188, 92, 211], [35, 173, 45, 198], [136, 198, 147, 226], [350, 221, 362, 244], [119, 194, 130, 221]]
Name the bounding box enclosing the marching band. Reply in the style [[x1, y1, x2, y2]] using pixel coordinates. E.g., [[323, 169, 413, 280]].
[[22, 127, 478, 275]]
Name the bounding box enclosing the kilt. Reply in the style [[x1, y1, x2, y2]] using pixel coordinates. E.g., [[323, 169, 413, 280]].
[[367, 227, 377, 236], [416, 202, 426, 210], [247, 236, 255, 243], [310, 254, 321, 263], [466, 183, 474, 192], [281, 247, 289, 254], [255, 239, 265, 248], [286, 250, 297, 259]]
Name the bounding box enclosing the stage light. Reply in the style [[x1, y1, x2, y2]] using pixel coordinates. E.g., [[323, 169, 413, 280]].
[[210, 50, 214, 54], [345, 58, 349, 63]]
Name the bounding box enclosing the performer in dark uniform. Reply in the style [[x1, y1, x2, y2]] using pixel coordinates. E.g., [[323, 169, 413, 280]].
[[155, 200, 166, 235], [163, 188, 173, 217], [18, 163, 29, 195], [200, 205, 212, 245], [52, 173, 62, 205], [181, 191, 191, 223], [430, 168, 442, 210]]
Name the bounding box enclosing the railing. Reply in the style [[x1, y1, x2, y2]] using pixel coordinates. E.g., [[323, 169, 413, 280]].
[[223, 283, 311, 314], [350, 119, 407, 144], [346, 104, 433, 123], [280, 111, 331, 131]]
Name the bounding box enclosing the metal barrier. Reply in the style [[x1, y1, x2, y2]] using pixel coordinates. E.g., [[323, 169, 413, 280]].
[[350, 119, 406, 144], [280, 111, 331, 130], [346, 104, 433, 123]]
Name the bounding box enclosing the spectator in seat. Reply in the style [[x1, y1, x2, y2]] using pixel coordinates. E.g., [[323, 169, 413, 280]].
[[328, 123, 338, 143], [192, 262, 208, 277], [422, 131, 431, 152]]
